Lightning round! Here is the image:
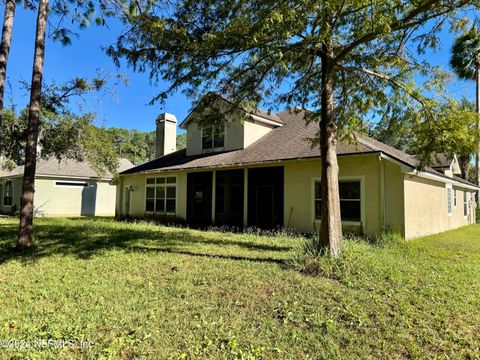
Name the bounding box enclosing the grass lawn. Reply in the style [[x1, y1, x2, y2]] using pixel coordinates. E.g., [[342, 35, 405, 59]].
[[0, 217, 479, 359]]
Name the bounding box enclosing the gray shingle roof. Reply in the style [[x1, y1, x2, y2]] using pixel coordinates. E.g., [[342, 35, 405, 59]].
[[122, 109, 380, 174], [0, 157, 133, 180], [429, 153, 452, 168]]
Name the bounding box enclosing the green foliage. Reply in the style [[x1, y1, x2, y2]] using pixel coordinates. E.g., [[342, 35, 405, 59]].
[[451, 27, 480, 80], [0, 217, 480, 358], [82, 125, 120, 175], [106, 128, 186, 165], [107, 127, 156, 165], [476, 207, 480, 224], [412, 99, 479, 169], [176, 133, 186, 150], [370, 98, 479, 174]]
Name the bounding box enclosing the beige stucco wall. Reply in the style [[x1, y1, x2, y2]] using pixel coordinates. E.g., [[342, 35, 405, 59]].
[[186, 116, 276, 156], [117, 171, 187, 220], [1, 176, 117, 216], [118, 155, 407, 236], [186, 115, 246, 156], [243, 120, 275, 147], [33, 177, 117, 216], [383, 160, 405, 235], [186, 121, 245, 156], [403, 175, 475, 239], [117, 154, 477, 238], [284, 155, 403, 234]]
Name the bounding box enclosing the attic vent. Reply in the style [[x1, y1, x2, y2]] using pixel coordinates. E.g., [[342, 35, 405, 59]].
[[55, 181, 89, 188]]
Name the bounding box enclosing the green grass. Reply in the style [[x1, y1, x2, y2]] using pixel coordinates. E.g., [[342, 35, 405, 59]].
[[0, 217, 479, 359]]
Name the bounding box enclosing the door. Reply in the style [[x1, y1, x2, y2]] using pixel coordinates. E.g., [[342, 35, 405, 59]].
[[255, 185, 274, 228], [215, 169, 244, 227], [124, 187, 131, 216], [187, 172, 213, 226]]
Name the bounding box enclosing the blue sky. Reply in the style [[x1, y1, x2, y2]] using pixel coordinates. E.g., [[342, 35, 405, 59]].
[[6, 6, 190, 133], [3, 6, 475, 134]]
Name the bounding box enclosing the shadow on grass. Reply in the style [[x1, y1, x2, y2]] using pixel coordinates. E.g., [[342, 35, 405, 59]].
[[0, 218, 294, 266]]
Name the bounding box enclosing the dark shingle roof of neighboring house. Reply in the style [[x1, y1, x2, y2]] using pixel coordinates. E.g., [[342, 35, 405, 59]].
[[120, 108, 480, 189], [0, 157, 133, 179]]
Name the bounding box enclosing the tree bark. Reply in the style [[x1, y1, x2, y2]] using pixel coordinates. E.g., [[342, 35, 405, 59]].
[[0, 0, 16, 151], [476, 65, 480, 201], [458, 154, 470, 180], [318, 53, 342, 256], [17, 0, 49, 250]]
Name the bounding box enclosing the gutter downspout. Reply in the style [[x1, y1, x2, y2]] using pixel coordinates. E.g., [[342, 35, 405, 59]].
[[379, 155, 386, 231]]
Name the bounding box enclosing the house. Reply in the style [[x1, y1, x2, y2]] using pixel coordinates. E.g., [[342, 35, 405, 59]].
[[116, 100, 479, 239], [0, 157, 133, 217]]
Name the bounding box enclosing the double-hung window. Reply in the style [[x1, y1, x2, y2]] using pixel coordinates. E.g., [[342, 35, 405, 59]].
[[3, 181, 12, 206], [314, 180, 361, 222], [202, 126, 225, 152], [145, 176, 177, 214]]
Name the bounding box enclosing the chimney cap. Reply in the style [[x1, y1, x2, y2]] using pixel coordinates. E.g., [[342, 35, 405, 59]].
[[156, 112, 177, 124]]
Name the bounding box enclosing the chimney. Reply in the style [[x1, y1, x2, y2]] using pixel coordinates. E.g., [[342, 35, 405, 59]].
[[155, 113, 177, 158]]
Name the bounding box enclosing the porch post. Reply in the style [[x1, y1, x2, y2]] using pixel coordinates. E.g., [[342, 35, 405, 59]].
[[211, 170, 216, 224], [243, 168, 248, 227]]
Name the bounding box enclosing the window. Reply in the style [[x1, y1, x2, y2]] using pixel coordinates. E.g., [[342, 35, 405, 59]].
[[3, 181, 12, 206], [447, 186, 452, 216], [314, 180, 361, 222], [454, 189, 457, 208], [145, 176, 177, 214], [464, 191, 468, 217], [202, 126, 225, 152]]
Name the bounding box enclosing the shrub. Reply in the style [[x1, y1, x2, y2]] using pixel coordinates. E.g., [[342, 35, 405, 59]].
[[290, 232, 407, 286]]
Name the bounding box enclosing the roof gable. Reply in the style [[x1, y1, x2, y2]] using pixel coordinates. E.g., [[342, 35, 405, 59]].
[[179, 94, 284, 130]]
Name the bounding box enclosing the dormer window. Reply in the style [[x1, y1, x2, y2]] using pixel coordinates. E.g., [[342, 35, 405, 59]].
[[202, 126, 225, 152]]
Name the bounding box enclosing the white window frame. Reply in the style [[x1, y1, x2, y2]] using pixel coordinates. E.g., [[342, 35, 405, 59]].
[[145, 175, 177, 215], [311, 176, 365, 226], [201, 125, 225, 153], [2, 180, 13, 207], [446, 183, 453, 217]]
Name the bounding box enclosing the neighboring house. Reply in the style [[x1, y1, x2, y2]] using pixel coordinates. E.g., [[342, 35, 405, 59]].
[[116, 98, 479, 239], [0, 157, 133, 217]]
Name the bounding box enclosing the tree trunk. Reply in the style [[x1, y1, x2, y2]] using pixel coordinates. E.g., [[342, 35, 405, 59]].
[[0, 0, 16, 151], [318, 54, 342, 256], [476, 65, 480, 201], [458, 154, 470, 180], [17, 0, 49, 250]]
